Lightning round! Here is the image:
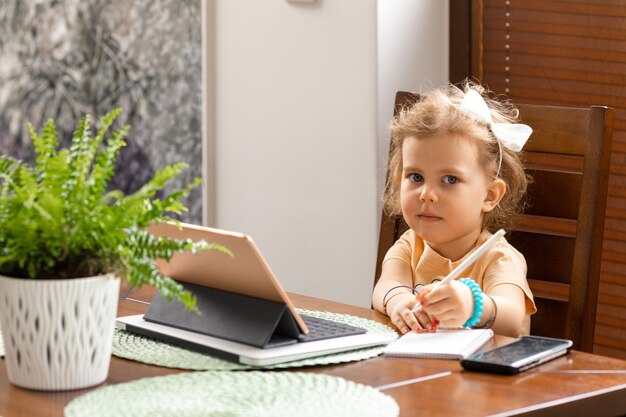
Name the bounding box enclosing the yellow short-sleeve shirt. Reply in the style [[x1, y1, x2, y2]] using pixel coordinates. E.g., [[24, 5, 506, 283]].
[[383, 229, 537, 332]]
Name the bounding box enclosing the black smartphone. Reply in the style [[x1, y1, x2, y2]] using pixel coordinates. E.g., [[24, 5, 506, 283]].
[[460, 335, 573, 375]]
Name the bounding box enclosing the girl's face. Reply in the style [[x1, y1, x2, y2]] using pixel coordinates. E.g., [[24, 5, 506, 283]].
[[400, 133, 501, 260]]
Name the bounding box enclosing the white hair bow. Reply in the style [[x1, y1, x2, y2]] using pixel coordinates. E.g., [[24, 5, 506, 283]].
[[459, 89, 532, 152]]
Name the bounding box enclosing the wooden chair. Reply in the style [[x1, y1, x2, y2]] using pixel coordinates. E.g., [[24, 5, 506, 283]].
[[375, 91, 614, 352]]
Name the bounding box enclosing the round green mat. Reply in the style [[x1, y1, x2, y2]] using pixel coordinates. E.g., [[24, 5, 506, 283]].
[[64, 371, 399, 417], [112, 309, 397, 370]]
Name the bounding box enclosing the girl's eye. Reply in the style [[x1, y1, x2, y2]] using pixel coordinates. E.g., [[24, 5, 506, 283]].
[[443, 175, 458, 185], [408, 173, 423, 183]]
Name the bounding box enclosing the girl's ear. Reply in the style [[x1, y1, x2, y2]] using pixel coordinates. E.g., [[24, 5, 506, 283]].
[[483, 178, 506, 213]]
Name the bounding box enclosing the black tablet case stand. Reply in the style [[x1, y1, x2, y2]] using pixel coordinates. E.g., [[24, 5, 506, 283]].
[[143, 281, 302, 348]]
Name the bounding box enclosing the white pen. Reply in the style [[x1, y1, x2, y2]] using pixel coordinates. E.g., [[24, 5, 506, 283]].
[[411, 229, 506, 313]]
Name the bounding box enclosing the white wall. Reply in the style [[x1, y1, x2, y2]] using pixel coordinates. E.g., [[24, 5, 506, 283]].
[[205, 0, 448, 308], [377, 0, 449, 213]]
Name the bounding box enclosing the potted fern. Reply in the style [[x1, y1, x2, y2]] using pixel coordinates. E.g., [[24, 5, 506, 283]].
[[0, 109, 226, 390]]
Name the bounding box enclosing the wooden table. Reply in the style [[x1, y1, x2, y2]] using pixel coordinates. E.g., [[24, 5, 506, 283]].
[[1, 285, 626, 417]]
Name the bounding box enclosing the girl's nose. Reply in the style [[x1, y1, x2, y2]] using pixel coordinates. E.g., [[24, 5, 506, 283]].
[[419, 184, 437, 203]]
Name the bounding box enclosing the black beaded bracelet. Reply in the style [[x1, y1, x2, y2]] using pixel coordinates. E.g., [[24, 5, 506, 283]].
[[474, 293, 498, 329], [382, 285, 418, 314]]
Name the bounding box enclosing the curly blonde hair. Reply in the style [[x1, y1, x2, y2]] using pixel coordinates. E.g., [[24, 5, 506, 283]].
[[383, 81, 529, 232]]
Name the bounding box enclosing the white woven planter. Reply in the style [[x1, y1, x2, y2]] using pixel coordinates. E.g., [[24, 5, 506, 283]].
[[0, 274, 120, 390]]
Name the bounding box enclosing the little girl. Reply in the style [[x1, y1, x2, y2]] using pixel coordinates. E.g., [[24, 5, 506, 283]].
[[372, 82, 536, 338]]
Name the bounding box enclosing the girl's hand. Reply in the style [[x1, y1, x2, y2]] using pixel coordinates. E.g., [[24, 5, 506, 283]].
[[386, 292, 435, 334], [417, 280, 474, 329]]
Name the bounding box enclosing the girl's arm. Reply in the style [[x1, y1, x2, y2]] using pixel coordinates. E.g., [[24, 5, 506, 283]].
[[372, 258, 413, 312], [418, 280, 526, 337], [483, 283, 526, 337], [372, 259, 424, 334]]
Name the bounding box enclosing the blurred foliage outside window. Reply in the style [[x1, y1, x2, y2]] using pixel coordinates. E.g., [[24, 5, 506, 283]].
[[0, 0, 203, 223]]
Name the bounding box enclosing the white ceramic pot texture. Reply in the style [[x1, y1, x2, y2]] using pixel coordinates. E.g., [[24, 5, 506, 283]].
[[0, 274, 120, 390]]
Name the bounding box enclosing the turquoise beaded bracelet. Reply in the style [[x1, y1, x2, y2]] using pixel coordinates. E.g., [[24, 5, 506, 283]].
[[459, 278, 484, 328]]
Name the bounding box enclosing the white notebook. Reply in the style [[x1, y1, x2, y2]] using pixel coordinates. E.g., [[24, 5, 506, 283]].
[[383, 328, 494, 360]]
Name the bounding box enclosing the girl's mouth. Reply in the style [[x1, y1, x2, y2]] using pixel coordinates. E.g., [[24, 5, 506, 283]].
[[418, 213, 442, 222]]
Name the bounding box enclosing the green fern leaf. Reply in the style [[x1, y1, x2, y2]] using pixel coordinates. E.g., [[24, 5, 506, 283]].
[[0, 109, 224, 310]]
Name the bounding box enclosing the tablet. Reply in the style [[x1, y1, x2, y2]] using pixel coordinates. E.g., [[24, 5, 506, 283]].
[[116, 222, 396, 366], [148, 222, 309, 333]]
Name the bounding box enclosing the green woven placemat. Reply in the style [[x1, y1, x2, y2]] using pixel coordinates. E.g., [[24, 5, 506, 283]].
[[64, 371, 399, 417], [112, 309, 397, 370]]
